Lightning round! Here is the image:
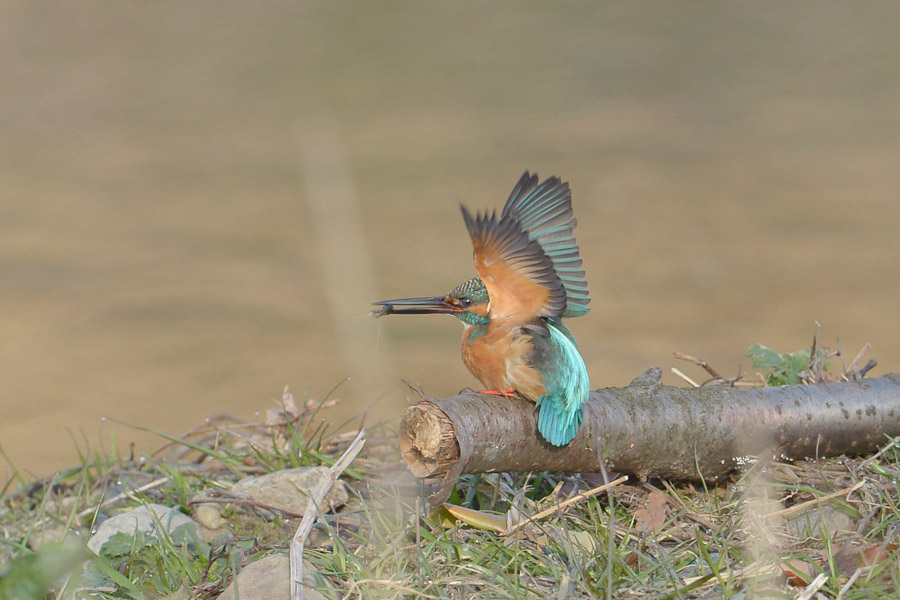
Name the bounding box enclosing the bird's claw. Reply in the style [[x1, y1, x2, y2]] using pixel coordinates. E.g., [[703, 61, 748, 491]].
[[478, 387, 517, 397]]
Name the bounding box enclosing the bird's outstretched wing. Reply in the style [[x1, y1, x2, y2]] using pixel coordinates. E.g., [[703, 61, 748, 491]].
[[461, 206, 567, 322], [502, 172, 590, 318]]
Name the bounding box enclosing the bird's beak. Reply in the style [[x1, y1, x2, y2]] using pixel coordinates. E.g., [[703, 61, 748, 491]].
[[371, 295, 459, 317]]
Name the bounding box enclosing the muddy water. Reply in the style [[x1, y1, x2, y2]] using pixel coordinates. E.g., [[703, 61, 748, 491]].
[[2, 3, 899, 478]]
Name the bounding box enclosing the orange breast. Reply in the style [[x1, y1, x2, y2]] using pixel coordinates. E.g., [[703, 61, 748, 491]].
[[460, 322, 545, 403]]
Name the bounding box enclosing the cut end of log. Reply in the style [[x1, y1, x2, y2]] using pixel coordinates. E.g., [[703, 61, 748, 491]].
[[399, 402, 460, 478]]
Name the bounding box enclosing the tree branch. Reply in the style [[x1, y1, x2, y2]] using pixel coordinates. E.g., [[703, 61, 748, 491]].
[[399, 369, 900, 505]]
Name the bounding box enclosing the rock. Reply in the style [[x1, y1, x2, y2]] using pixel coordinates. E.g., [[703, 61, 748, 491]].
[[28, 523, 84, 551], [231, 467, 349, 515], [49, 493, 79, 516], [192, 502, 232, 543], [161, 587, 191, 600], [27, 497, 88, 551], [785, 506, 855, 539], [193, 503, 224, 529], [217, 554, 327, 600], [86, 503, 197, 554]]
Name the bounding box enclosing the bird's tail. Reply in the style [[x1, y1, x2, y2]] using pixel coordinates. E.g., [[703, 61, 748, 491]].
[[536, 394, 584, 446], [533, 323, 589, 446]]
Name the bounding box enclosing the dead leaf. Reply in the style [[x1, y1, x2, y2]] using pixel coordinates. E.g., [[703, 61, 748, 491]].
[[442, 503, 508, 532], [834, 541, 899, 575], [781, 558, 816, 586], [782, 541, 898, 585], [861, 541, 898, 566], [634, 490, 668, 533], [569, 530, 599, 553]]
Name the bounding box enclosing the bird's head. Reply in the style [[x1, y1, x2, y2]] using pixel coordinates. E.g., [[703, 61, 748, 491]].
[[372, 277, 490, 326]]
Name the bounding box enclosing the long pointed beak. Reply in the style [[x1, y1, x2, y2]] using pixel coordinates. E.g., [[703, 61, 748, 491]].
[[371, 295, 459, 317]]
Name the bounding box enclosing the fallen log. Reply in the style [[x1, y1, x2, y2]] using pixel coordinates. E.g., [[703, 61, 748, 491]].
[[399, 369, 900, 505]]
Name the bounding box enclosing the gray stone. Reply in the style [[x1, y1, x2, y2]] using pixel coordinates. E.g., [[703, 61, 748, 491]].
[[28, 523, 84, 551], [191, 501, 231, 543], [217, 554, 327, 600], [230, 467, 349, 515], [193, 502, 224, 529], [161, 587, 191, 600], [87, 503, 197, 554], [785, 506, 855, 539]]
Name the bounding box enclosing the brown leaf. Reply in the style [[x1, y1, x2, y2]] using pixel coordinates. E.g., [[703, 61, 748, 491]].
[[634, 490, 668, 533], [862, 541, 898, 565], [834, 541, 899, 575], [783, 541, 899, 585], [781, 558, 816, 586]]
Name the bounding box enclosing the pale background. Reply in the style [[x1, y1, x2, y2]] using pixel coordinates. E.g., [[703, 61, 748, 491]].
[[2, 2, 899, 479]]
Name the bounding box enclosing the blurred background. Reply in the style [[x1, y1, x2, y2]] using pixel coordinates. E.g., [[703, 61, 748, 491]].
[[2, 2, 899, 479]]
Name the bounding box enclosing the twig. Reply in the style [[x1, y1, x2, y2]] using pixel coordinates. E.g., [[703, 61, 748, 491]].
[[680, 560, 779, 589], [290, 430, 366, 600], [795, 572, 828, 600], [837, 337, 848, 378], [402, 378, 428, 400], [860, 436, 900, 468], [805, 323, 821, 383], [835, 568, 862, 600], [76, 476, 169, 525], [859, 359, 878, 378], [763, 480, 865, 520], [670, 368, 699, 388], [847, 343, 871, 376], [730, 364, 745, 387], [187, 489, 307, 519], [504, 474, 628, 535], [673, 352, 722, 379]]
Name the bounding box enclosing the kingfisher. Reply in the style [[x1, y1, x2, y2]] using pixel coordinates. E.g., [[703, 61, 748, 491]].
[[373, 172, 591, 446]]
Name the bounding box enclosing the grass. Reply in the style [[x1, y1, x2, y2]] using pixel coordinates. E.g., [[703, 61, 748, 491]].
[[2, 383, 900, 599]]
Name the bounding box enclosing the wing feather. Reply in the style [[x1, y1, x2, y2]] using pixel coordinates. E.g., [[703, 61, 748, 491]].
[[461, 206, 567, 321], [501, 172, 590, 317]]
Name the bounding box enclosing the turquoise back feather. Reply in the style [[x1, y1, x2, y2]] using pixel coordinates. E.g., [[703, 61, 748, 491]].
[[533, 322, 589, 446], [502, 172, 590, 319]]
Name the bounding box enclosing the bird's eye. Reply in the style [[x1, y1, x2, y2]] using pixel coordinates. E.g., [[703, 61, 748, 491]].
[[461, 298, 472, 307]]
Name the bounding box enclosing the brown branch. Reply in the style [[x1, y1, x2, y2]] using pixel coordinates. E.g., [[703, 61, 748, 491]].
[[673, 352, 723, 380], [400, 369, 900, 505]]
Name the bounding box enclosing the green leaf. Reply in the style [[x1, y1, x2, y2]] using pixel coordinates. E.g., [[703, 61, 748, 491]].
[[99, 531, 149, 559], [747, 344, 783, 370], [748, 343, 832, 386], [86, 555, 144, 599], [768, 349, 809, 386]]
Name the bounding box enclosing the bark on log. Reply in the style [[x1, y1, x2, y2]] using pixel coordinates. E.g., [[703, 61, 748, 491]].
[[399, 369, 900, 505]]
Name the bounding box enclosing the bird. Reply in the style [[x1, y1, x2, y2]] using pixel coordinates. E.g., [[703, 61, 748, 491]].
[[373, 172, 591, 446]]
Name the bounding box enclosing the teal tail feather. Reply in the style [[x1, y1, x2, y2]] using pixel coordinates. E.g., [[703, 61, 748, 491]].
[[536, 394, 584, 446], [533, 323, 590, 446]]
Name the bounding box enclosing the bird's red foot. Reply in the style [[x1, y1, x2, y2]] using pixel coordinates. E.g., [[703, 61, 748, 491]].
[[479, 387, 517, 397]]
